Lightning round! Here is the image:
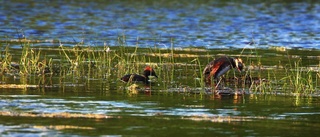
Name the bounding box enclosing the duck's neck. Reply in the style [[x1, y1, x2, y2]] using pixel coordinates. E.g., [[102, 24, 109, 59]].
[[143, 70, 152, 84], [229, 58, 237, 68], [143, 70, 152, 77]]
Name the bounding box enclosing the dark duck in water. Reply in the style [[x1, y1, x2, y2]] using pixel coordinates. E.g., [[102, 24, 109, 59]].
[[120, 66, 158, 84], [203, 56, 244, 86]]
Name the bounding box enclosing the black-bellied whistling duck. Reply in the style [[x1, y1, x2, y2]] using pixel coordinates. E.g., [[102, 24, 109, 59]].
[[203, 56, 244, 86], [120, 66, 158, 84]]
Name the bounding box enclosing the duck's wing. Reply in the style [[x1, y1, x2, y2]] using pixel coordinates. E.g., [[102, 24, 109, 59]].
[[213, 57, 234, 79], [214, 64, 231, 79], [120, 74, 147, 83], [120, 74, 133, 82], [203, 60, 224, 78]]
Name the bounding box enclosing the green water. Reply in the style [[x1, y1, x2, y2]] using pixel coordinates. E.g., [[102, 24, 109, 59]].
[[1, 0, 320, 136], [0, 91, 319, 136], [0, 45, 320, 136]]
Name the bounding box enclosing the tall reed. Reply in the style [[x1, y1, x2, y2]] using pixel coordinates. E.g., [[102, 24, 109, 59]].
[[282, 58, 316, 94], [0, 43, 13, 74]]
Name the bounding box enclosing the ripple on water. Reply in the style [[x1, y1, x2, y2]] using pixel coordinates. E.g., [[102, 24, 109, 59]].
[[1, 1, 320, 49]]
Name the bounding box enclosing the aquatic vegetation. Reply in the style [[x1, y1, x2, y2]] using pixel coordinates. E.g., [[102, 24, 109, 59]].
[[0, 43, 13, 74], [0, 39, 319, 96], [281, 58, 317, 94]]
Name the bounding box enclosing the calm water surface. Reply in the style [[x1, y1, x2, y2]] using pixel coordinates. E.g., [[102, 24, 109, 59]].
[[1, 0, 320, 136]]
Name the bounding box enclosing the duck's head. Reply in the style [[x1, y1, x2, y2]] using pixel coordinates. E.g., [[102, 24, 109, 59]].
[[143, 66, 158, 78], [233, 58, 244, 72]]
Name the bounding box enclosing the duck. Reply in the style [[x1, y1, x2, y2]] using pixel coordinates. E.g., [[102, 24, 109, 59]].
[[203, 56, 244, 86], [120, 66, 158, 84]]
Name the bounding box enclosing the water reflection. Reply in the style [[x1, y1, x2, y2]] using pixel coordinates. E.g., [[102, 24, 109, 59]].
[[1, 94, 319, 119], [1, 1, 320, 49], [1, 1, 320, 135], [0, 93, 320, 136], [0, 124, 72, 137]]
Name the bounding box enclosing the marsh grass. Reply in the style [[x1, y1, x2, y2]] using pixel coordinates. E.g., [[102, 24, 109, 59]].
[[20, 41, 42, 75], [0, 37, 319, 96], [0, 43, 13, 74], [282, 58, 317, 94]]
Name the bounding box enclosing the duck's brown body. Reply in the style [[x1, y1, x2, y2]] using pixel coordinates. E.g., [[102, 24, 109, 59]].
[[203, 56, 244, 86], [121, 66, 158, 84]]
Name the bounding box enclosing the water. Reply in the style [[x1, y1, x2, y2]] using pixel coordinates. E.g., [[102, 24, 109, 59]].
[[0, 55, 320, 137], [0, 92, 320, 136], [1, 0, 320, 49], [1, 0, 320, 136]]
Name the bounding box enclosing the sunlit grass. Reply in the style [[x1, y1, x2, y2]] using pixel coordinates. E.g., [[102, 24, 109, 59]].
[[0, 38, 319, 96], [281, 58, 317, 94]]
